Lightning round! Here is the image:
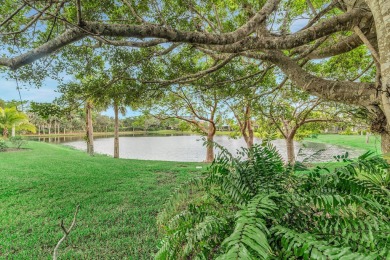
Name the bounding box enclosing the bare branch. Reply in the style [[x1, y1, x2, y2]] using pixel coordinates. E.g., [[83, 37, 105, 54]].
[[206, 9, 370, 52], [76, 0, 82, 25], [243, 50, 377, 107], [353, 25, 380, 63], [92, 36, 168, 47], [306, 0, 317, 16], [213, 4, 223, 32], [53, 205, 80, 260], [142, 55, 237, 86], [300, 0, 338, 31], [349, 60, 374, 81], [1, 3, 52, 36], [151, 0, 167, 26], [0, 0, 279, 69], [121, 0, 146, 24], [186, 2, 217, 32]]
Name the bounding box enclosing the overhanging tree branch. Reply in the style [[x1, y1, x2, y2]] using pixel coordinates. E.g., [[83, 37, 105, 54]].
[[244, 50, 378, 107]]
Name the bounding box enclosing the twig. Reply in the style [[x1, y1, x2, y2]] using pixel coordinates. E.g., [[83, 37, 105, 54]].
[[353, 25, 380, 63], [0, 3, 27, 28], [76, 0, 82, 25], [53, 205, 80, 260]]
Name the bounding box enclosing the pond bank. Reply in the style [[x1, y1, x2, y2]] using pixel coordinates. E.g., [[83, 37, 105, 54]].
[[304, 134, 381, 154]]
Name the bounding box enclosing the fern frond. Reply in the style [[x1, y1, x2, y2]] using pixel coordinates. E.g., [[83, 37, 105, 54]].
[[272, 225, 380, 259], [217, 193, 278, 259]]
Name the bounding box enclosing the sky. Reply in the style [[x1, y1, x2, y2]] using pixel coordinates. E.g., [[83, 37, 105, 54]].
[[0, 72, 140, 118]]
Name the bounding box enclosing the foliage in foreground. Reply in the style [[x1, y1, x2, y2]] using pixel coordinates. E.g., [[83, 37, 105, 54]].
[[0, 138, 7, 151], [9, 136, 27, 149], [157, 144, 390, 259]]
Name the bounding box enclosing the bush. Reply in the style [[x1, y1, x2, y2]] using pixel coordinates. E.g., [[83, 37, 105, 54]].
[[339, 128, 355, 135], [9, 136, 27, 149], [0, 139, 7, 151], [156, 144, 390, 259]]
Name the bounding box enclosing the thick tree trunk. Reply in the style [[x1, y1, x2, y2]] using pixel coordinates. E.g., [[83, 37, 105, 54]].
[[285, 137, 295, 164], [85, 101, 94, 155], [114, 102, 119, 159], [366, 0, 390, 152], [242, 120, 254, 148], [205, 123, 216, 163], [241, 105, 254, 148], [247, 119, 254, 148], [381, 132, 390, 154], [206, 133, 214, 163]]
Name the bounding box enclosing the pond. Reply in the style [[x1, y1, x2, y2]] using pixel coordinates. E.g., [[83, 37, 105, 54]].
[[31, 134, 363, 162]]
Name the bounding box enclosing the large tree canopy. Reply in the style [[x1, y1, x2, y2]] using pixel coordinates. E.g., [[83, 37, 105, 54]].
[[1, 0, 390, 150]]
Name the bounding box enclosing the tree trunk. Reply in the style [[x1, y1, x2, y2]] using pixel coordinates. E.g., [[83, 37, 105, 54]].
[[114, 102, 119, 158], [85, 101, 94, 155], [247, 119, 254, 148], [206, 132, 214, 163], [204, 122, 216, 163], [38, 125, 41, 135], [3, 127, 8, 138], [381, 132, 390, 154], [241, 105, 254, 148], [365, 0, 390, 152], [48, 123, 51, 135], [366, 132, 370, 143], [285, 137, 295, 164], [11, 124, 15, 137]]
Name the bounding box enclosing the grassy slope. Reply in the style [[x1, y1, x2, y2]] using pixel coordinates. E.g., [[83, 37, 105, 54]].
[[0, 142, 205, 259], [304, 134, 382, 154]]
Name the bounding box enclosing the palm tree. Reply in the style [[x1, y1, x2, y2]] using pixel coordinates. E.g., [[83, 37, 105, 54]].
[[0, 107, 36, 138]]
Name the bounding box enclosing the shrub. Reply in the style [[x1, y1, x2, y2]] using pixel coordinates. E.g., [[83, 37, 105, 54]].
[[0, 139, 7, 151], [9, 136, 27, 149], [339, 128, 355, 135], [156, 144, 390, 259]]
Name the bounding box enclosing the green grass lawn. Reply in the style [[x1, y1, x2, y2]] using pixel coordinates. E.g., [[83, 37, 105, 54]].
[[1, 134, 382, 259], [0, 142, 205, 259], [304, 134, 382, 154]]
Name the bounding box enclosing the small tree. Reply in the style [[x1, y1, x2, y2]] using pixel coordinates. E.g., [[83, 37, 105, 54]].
[[153, 85, 226, 162], [258, 87, 339, 164], [0, 107, 35, 138]]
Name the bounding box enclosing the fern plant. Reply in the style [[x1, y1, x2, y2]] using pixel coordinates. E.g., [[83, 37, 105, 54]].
[[156, 144, 390, 259]]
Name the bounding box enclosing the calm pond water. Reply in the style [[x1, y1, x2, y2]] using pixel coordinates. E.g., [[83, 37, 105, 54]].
[[32, 134, 363, 162]]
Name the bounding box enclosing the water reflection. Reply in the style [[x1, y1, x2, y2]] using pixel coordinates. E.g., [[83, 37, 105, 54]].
[[30, 134, 363, 162]]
